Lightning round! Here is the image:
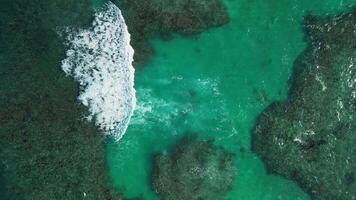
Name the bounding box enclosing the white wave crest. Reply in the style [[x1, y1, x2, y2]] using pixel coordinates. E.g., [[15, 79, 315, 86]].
[[61, 2, 136, 140]]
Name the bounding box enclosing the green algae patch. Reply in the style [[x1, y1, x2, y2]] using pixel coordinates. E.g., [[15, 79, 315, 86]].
[[151, 136, 235, 200], [252, 7, 356, 200]]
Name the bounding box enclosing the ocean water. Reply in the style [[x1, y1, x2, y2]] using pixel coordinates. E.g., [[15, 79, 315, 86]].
[[105, 0, 355, 199]]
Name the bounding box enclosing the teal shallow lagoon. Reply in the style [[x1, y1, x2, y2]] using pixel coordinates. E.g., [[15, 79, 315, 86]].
[[106, 0, 356, 199]]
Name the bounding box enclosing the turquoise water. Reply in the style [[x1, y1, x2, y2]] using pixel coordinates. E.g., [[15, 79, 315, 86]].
[[106, 0, 356, 199]]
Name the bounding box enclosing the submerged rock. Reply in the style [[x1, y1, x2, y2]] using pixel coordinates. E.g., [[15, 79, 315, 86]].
[[252, 7, 356, 200], [113, 0, 230, 66], [152, 136, 235, 200]]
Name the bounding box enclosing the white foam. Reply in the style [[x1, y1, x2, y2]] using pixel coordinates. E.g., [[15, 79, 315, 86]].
[[61, 2, 136, 140]]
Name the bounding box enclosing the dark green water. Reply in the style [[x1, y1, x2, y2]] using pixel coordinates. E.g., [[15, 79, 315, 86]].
[[105, 0, 356, 199]]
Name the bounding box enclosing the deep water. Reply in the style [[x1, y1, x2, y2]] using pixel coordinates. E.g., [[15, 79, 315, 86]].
[[106, 0, 356, 199]]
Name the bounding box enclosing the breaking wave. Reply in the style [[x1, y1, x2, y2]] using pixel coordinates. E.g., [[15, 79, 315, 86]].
[[61, 2, 136, 140]]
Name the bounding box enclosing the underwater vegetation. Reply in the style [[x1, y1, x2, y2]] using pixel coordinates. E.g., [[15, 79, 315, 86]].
[[252, 7, 356, 200], [0, 0, 121, 199], [113, 0, 230, 66], [151, 136, 235, 200]]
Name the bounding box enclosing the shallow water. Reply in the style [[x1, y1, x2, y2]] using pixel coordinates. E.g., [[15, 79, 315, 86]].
[[105, 0, 355, 199]]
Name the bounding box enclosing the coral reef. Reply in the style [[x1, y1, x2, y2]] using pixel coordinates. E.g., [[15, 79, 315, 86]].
[[0, 0, 120, 199], [151, 136, 235, 200], [113, 0, 230, 66], [252, 7, 356, 200], [0, 0, 229, 198]]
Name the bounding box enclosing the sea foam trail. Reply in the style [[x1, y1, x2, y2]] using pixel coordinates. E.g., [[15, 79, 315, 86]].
[[61, 2, 136, 140]]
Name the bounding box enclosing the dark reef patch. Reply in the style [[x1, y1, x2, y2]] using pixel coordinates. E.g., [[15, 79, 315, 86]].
[[0, 0, 121, 199], [151, 136, 235, 200], [252, 7, 356, 200], [113, 0, 230, 67]]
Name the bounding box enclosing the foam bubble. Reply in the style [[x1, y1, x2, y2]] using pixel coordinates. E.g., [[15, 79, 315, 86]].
[[61, 2, 136, 140]]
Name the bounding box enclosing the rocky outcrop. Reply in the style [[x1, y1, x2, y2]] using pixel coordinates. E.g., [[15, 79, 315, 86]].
[[151, 136, 235, 200], [252, 7, 356, 200]]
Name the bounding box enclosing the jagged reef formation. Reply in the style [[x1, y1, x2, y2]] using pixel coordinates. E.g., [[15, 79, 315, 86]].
[[252, 7, 356, 200], [113, 0, 230, 66], [151, 136, 235, 200]]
